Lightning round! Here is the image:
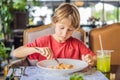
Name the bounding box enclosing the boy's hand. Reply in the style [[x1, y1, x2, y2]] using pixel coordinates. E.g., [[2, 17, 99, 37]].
[[82, 54, 94, 66], [35, 47, 53, 60]]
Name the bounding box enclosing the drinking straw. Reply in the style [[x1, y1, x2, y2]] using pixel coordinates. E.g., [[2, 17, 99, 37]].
[[99, 34, 104, 55]]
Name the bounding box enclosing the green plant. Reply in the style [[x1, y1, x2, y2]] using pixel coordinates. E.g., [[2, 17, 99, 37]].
[[70, 74, 84, 80], [0, 42, 11, 60], [12, 0, 39, 12], [0, 0, 13, 39], [0, 0, 39, 40]]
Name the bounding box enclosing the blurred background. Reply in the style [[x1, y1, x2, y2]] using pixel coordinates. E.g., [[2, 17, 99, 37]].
[[0, 0, 120, 78]]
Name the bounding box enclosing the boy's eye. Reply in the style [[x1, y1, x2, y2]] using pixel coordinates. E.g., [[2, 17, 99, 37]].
[[68, 29, 73, 31], [68, 28, 74, 31], [60, 27, 64, 29]]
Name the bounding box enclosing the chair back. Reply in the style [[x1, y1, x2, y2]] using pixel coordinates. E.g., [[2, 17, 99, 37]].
[[23, 23, 86, 65], [23, 23, 86, 45], [89, 23, 120, 65]]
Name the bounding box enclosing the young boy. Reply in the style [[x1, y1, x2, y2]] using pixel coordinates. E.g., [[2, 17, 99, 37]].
[[13, 3, 96, 66]]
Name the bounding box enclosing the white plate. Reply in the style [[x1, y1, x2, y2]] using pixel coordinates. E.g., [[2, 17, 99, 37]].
[[36, 58, 88, 75]]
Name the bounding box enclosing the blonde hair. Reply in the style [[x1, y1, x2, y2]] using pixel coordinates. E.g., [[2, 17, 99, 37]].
[[52, 3, 80, 29]]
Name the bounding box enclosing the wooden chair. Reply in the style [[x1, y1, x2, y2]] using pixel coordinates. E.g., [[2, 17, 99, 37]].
[[9, 23, 86, 67], [89, 23, 120, 79], [23, 23, 86, 45], [89, 23, 120, 65]]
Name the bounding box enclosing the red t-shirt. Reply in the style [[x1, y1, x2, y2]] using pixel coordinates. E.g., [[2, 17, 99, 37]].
[[26, 35, 95, 61]]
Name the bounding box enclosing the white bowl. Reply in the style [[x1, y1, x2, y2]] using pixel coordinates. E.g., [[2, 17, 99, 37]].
[[36, 58, 88, 75]]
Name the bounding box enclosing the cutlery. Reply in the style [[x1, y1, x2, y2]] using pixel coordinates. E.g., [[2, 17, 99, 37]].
[[35, 48, 61, 64], [34, 47, 42, 53], [54, 58, 61, 64]]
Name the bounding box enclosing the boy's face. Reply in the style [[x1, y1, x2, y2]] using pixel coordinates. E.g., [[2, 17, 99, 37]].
[[54, 18, 76, 42]]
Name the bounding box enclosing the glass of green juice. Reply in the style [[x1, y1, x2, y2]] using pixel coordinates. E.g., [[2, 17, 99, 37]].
[[97, 50, 113, 72]]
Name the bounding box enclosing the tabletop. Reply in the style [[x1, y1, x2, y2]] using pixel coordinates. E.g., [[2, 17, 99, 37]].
[[6, 66, 108, 80], [113, 65, 120, 80]]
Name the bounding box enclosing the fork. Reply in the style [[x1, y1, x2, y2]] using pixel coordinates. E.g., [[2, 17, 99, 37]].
[[34, 47, 42, 53], [54, 58, 61, 64]]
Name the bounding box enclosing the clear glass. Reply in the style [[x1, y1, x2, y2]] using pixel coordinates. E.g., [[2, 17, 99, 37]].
[[96, 50, 113, 72]]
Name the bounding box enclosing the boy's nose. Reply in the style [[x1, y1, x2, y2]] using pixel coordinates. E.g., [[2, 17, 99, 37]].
[[62, 30, 67, 37]]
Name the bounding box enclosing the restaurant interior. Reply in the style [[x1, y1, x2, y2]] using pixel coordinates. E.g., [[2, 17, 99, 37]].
[[0, 0, 120, 80]]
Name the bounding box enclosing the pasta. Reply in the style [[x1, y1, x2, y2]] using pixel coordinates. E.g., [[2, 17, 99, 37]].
[[49, 63, 74, 69]]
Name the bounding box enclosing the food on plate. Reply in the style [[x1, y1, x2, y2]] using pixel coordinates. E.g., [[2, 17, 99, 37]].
[[49, 63, 74, 69]]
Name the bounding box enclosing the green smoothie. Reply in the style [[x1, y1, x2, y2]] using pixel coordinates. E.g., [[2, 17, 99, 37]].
[[97, 55, 110, 72]]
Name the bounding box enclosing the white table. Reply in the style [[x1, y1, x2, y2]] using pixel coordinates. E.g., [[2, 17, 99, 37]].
[[7, 66, 108, 80]]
